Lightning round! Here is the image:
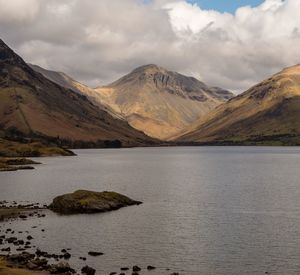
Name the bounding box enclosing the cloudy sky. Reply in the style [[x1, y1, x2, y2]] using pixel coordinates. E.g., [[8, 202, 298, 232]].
[[0, 0, 299, 93]]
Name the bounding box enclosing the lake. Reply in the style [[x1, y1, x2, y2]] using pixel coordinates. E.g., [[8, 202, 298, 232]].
[[1, 147, 300, 274]]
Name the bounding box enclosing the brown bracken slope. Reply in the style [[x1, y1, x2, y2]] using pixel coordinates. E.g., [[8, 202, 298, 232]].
[[174, 65, 300, 145]]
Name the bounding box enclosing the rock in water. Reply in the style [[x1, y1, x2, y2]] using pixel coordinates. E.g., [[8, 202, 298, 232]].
[[49, 190, 142, 214], [88, 251, 104, 256]]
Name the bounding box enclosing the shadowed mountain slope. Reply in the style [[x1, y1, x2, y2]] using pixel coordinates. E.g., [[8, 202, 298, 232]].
[[29, 64, 121, 119], [0, 39, 157, 147]]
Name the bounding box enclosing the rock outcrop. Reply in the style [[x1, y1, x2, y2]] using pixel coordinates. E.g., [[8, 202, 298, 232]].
[[49, 190, 142, 214]]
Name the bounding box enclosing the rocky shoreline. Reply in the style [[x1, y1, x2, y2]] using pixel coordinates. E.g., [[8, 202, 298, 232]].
[[0, 201, 46, 222], [0, 197, 180, 275], [1, 252, 175, 275]]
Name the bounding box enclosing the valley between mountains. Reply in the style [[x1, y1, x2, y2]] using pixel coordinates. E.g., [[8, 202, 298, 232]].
[[30, 63, 233, 140]]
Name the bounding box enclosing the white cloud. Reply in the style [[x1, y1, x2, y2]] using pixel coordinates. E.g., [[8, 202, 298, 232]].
[[0, 0, 40, 24], [163, 0, 300, 91], [164, 1, 233, 34], [0, 0, 300, 92]]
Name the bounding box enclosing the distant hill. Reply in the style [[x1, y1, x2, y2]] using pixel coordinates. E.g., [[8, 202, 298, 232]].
[[174, 65, 300, 145], [0, 39, 157, 148], [29, 64, 121, 119], [93, 64, 233, 139]]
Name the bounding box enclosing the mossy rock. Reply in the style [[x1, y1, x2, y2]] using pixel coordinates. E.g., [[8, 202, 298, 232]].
[[49, 190, 142, 214], [0, 157, 38, 172]]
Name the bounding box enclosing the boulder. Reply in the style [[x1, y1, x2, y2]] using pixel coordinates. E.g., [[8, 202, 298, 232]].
[[49, 190, 142, 214], [81, 265, 96, 275], [133, 265, 141, 272], [48, 262, 75, 274]]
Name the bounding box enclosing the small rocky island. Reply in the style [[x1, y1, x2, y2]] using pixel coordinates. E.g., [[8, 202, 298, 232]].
[[49, 190, 142, 214]]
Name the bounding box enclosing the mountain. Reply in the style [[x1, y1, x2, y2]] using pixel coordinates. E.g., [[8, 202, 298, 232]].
[[28, 64, 121, 119], [0, 39, 156, 147], [31, 64, 233, 140], [174, 65, 300, 145], [28, 64, 87, 95], [90, 64, 233, 140]]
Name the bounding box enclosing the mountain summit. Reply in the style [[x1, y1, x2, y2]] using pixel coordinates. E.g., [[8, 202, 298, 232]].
[[92, 64, 233, 139], [108, 64, 232, 100]]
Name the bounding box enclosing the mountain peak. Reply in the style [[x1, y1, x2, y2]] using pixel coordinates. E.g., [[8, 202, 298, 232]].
[[132, 64, 167, 74], [0, 38, 26, 66], [0, 38, 14, 55], [278, 64, 300, 76], [0, 38, 8, 48], [136, 64, 160, 69]]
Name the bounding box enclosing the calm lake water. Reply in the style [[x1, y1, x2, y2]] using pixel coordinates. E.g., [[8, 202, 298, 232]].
[[1, 147, 300, 274]]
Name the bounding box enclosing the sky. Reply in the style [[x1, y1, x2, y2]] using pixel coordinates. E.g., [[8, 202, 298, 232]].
[[188, 0, 264, 13], [0, 0, 299, 93]]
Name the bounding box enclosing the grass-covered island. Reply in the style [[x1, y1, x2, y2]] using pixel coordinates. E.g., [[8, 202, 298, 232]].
[[49, 190, 142, 214]]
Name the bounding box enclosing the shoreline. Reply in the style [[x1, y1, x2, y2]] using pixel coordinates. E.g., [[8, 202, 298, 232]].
[[0, 256, 47, 275], [0, 208, 32, 222], [0, 157, 40, 173], [0, 204, 164, 275], [0, 207, 49, 275], [0, 202, 47, 221]]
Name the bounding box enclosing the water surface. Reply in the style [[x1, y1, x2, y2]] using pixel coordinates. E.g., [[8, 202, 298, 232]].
[[1, 147, 300, 274]]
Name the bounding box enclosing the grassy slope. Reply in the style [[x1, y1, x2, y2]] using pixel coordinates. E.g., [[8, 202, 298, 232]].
[[174, 65, 300, 145]]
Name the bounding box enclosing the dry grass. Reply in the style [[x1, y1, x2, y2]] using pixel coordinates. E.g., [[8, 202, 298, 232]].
[[0, 208, 34, 221], [0, 257, 46, 275]]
